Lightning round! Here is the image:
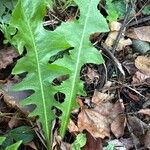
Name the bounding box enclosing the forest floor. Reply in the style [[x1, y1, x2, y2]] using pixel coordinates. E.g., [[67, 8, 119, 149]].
[[0, 0, 150, 150]]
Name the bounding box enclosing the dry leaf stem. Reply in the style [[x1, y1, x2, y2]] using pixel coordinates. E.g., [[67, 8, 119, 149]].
[[112, 0, 134, 54]]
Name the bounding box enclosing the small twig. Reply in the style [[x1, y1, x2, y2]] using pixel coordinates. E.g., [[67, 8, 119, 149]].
[[110, 80, 146, 98], [43, 20, 59, 26], [100, 43, 125, 78], [126, 0, 150, 27], [112, 0, 133, 54], [127, 15, 150, 27], [103, 63, 108, 84]]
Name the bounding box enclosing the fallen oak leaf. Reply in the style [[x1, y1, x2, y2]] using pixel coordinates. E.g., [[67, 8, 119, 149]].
[[78, 101, 123, 138], [78, 108, 111, 138]]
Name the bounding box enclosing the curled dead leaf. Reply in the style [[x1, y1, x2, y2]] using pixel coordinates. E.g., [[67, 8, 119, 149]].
[[126, 26, 150, 42], [135, 56, 150, 76]]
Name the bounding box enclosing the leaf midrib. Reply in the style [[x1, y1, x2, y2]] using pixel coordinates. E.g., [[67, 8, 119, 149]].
[[22, 6, 49, 140], [61, 0, 93, 135]]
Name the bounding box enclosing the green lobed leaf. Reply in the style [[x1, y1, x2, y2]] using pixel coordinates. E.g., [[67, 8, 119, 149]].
[[0, 0, 18, 24], [51, 0, 109, 136], [3, 0, 109, 149], [4, 0, 70, 148]]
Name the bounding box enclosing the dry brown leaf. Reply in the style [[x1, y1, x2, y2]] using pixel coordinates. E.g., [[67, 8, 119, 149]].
[[111, 115, 126, 138], [144, 130, 150, 149], [109, 21, 121, 31], [83, 132, 103, 150], [92, 90, 114, 104], [138, 108, 150, 116], [8, 117, 20, 129], [24, 141, 38, 150], [0, 47, 19, 69], [132, 71, 150, 84], [78, 108, 111, 138], [68, 119, 79, 133], [105, 31, 132, 51], [86, 67, 99, 84], [78, 101, 122, 138], [135, 56, 150, 76], [127, 116, 148, 139], [52, 132, 71, 150], [126, 26, 150, 42]]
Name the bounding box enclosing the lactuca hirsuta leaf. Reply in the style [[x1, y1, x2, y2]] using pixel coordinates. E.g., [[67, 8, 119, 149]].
[[4, 0, 70, 149], [51, 0, 109, 137], [3, 0, 109, 148]]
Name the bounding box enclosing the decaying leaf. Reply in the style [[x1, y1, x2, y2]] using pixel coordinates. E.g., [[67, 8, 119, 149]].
[[83, 132, 103, 150], [126, 26, 150, 42], [122, 60, 137, 76], [24, 141, 38, 150], [144, 130, 150, 149], [120, 138, 134, 150], [0, 47, 19, 69], [109, 21, 121, 31], [127, 116, 148, 139], [8, 117, 20, 129], [52, 131, 71, 150], [138, 109, 150, 116], [85, 67, 99, 84], [78, 100, 123, 138], [132, 71, 150, 84], [105, 31, 132, 51], [104, 21, 132, 51], [135, 56, 150, 76], [68, 119, 79, 133], [111, 115, 126, 138], [92, 90, 114, 104]]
